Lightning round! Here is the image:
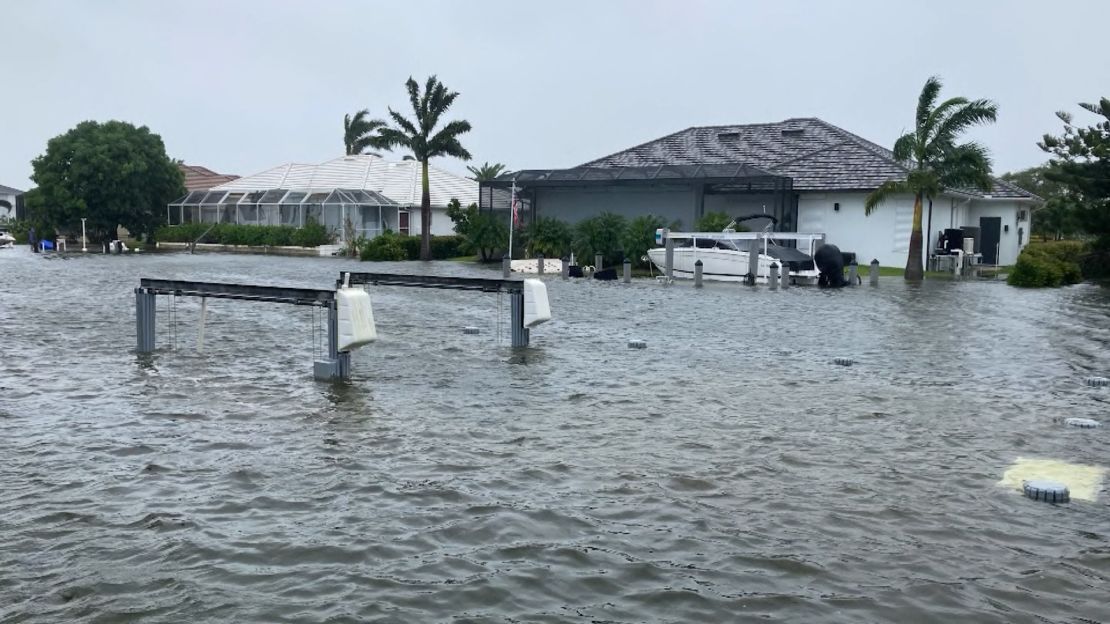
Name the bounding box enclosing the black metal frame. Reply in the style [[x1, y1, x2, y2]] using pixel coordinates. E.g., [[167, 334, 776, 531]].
[[478, 164, 795, 231], [138, 278, 334, 306]]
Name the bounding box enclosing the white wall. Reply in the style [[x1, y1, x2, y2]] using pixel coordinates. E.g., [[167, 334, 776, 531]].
[[399, 206, 455, 237], [968, 200, 1030, 266], [536, 187, 696, 228], [797, 192, 919, 266]]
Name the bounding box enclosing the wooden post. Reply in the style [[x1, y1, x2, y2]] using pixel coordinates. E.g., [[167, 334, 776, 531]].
[[595, 252, 603, 272], [502, 254, 511, 278], [561, 256, 569, 280], [780, 261, 790, 289], [769, 262, 779, 290], [537, 252, 545, 276], [870, 259, 880, 286], [623, 257, 631, 283], [848, 260, 858, 286], [694, 259, 704, 288]]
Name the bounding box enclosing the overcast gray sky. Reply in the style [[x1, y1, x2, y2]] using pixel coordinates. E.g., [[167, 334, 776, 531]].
[[2, 0, 1106, 190]]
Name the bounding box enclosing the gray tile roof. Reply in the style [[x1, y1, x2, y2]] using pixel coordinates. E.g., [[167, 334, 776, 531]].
[[0, 184, 24, 195], [581, 118, 1038, 200]]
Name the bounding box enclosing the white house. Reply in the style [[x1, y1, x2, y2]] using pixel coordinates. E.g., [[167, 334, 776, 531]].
[[167, 155, 478, 242], [0, 184, 23, 222], [482, 118, 1038, 266]]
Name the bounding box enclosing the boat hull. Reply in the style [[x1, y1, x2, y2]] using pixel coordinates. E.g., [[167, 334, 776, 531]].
[[647, 247, 818, 284]]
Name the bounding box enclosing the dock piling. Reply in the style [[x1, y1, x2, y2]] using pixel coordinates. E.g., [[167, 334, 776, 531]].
[[769, 263, 779, 290], [595, 253, 603, 273], [561, 256, 569, 280], [780, 262, 790, 289], [848, 261, 858, 286], [746, 234, 760, 285], [135, 288, 156, 353], [694, 259, 704, 288], [537, 253, 545, 276], [623, 258, 631, 283], [870, 259, 880, 286], [502, 254, 511, 278], [664, 236, 674, 282], [510, 291, 530, 347]]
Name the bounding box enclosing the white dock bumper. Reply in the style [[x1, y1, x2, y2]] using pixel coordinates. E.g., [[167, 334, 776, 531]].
[[522, 278, 551, 328], [336, 287, 377, 352]]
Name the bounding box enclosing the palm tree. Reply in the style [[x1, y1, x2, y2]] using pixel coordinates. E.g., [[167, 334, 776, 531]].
[[865, 76, 998, 280], [375, 76, 472, 260], [343, 109, 387, 156], [467, 162, 509, 181]]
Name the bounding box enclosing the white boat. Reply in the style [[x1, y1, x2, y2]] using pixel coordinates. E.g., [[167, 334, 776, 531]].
[[0, 230, 15, 247], [647, 217, 826, 285]]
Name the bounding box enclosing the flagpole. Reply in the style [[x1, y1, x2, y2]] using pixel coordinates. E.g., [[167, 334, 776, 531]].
[[508, 181, 516, 261]]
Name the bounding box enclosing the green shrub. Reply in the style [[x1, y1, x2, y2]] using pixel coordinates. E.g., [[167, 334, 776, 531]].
[[399, 235, 421, 260], [527, 217, 573, 259], [155, 222, 332, 247], [359, 230, 408, 261], [574, 212, 627, 268], [1008, 241, 1084, 287], [429, 235, 463, 259]]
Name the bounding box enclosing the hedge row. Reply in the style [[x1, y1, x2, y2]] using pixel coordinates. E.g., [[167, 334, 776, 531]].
[[155, 221, 333, 247], [358, 231, 464, 261], [1007, 241, 1084, 288]]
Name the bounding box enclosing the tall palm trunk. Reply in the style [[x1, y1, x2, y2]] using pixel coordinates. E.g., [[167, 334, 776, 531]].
[[905, 192, 925, 281], [420, 159, 431, 261]]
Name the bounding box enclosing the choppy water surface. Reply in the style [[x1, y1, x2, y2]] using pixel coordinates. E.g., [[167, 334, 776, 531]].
[[1, 248, 1108, 623]]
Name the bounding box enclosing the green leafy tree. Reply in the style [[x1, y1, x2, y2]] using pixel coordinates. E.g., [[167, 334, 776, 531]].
[[445, 197, 504, 261], [30, 120, 184, 242], [466, 162, 510, 181], [375, 76, 472, 260], [1039, 98, 1110, 250], [343, 109, 386, 156], [1000, 165, 1080, 240], [865, 76, 998, 280]]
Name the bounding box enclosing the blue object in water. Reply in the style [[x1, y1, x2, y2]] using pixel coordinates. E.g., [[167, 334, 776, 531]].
[[40, 240, 54, 251]]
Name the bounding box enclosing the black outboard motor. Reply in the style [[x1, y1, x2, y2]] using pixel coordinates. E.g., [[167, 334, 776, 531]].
[[814, 244, 849, 288]]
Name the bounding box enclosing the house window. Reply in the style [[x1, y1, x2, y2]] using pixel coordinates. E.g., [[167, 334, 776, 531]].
[[398, 211, 410, 236], [1017, 209, 1027, 222]]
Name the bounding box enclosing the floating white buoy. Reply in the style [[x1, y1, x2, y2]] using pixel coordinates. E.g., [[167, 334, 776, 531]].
[[1085, 376, 1109, 387], [462, 326, 480, 335], [833, 357, 854, 366], [628, 339, 647, 349], [1064, 417, 1101, 429], [1023, 479, 1070, 503]]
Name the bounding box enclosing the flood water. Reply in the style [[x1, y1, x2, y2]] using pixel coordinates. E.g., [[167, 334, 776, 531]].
[[1, 248, 1108, 623]]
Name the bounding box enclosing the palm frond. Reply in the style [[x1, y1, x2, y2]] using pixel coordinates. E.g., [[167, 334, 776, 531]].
[[930, 99, 998, 149], [892, 132, 918, 164], [865, 179, 912, 216], [916, 76, 943, 136], [387, 108, 419, 138], [934, 142, 994, 192], [922, 96, 968, 148], [373, 127, 413, 152]]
